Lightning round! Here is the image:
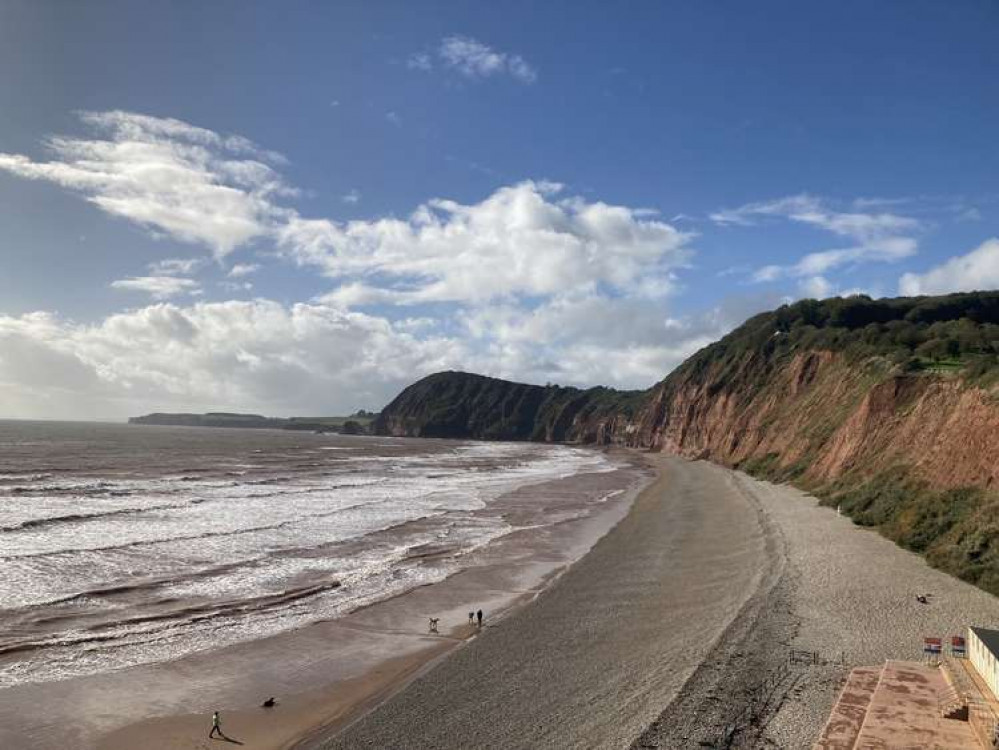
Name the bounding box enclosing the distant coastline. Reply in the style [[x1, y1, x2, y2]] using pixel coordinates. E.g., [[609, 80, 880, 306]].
[[128, 411, 378, 434]]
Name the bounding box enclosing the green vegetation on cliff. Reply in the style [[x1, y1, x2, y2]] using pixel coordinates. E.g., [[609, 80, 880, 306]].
[[670, 291, 999, 398], [373, 371, 646, 442]]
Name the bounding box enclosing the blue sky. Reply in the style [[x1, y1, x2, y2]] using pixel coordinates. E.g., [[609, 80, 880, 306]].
[[0, 1, 997, 419]]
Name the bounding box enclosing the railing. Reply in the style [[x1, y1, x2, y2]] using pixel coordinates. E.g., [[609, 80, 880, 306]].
[[937, 682, 967, 719], [969, 702, 998, 749], [941, 657, 999, 748]]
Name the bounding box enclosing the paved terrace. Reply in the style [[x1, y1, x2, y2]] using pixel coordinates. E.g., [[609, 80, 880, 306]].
[[814, 661, 980, 749]]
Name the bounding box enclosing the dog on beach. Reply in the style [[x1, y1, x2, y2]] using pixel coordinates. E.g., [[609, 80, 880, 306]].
[[429, 617, 439, 633]]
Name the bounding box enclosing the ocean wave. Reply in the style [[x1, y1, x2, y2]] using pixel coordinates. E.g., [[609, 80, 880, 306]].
[[0, 576, 344, 658], [0, 495, 438, 561], [0, 500, 194, 533]]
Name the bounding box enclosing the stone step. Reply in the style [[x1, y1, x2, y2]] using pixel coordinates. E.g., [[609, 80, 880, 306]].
[[812, 666, 882, 750]]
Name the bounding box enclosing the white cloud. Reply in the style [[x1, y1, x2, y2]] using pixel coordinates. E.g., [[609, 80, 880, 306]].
[[149, 257, 206, 275], [110, 276, 201, 300], [0, 296, 752, 420], [385, 111, 402, 126], [0, 111, 291, 258], [412, 36, 537, 84], [899, 238, 999, 296], [280, 180, 692, 305], [505, 55, 537, 85], [341, 189, 361, 204], [219, 280, 253, 292], [799, 276, 833, 299], [460, 292, 779, 389], [227, 263, 260, 278], [714, 194, 921, 281], [0, 301, 464, 420], [407, 52, 433, 72]]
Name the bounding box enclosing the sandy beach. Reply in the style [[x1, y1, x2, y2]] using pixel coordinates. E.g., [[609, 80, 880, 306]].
[[8, 452, 999, 749]]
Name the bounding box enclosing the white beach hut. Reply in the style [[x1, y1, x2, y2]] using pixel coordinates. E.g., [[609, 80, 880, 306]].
[[968, 626, 999, 700]]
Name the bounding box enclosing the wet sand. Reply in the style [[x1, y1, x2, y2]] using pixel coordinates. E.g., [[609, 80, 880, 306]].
[[0, 453, 648, 750]]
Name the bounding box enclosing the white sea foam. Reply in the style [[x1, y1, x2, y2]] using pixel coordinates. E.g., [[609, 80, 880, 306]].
[[0, 429, 619, 689]]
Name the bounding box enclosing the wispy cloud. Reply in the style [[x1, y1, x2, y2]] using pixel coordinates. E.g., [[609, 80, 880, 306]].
[[110, 275, 201, 299], [409, 36, 537, 84], [341, 189, 361, 204], [0, 111, 292, 258], [148, 257, 206, 276], [407, 52, 433, 72], [227, 263, 260, 278], [956, 206, 982, 222], [219, 280, 253, 292], [711, 194, 922, 282]]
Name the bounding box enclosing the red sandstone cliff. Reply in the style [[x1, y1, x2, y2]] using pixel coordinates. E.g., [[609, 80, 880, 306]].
[[632, 350, 999, 494]]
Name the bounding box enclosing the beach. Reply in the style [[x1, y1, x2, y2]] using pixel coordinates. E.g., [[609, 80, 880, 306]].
[[310, 456, 999, 750], [8, 449, 999, 749]]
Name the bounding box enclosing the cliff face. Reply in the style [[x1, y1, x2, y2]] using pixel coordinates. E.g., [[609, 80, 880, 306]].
[[640, 349, 999, 491], [376, 292, 999, 593]]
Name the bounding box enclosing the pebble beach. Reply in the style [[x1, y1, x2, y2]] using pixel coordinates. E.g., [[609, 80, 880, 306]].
[[312, 455, 999, 749]]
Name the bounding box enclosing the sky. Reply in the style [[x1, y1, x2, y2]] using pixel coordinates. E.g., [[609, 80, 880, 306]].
[[0, 0, 997, 420]]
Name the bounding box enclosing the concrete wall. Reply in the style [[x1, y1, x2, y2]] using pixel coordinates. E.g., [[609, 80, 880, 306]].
[[969, 628, 999, 701]]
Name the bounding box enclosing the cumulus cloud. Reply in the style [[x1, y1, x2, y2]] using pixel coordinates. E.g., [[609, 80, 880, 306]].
[[0, 292, 774, 421], [454, 292, 754, 389], [410, 36, 537, 84], [0, 111, 291, 258], [281, 180, 691, 305], [0, 301, 464, 420], [899, 238, 999, 296], [110, 276, 201, 300], [713, 194, 921, 281]]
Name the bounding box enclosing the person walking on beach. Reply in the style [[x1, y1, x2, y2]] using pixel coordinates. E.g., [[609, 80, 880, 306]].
[[209, 711, 223, 739], [476, 609, 483, 627], [468, 611, 474, 625]]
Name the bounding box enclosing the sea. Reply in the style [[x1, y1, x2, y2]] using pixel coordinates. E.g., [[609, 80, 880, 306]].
[[0, 420, 623, 691]]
